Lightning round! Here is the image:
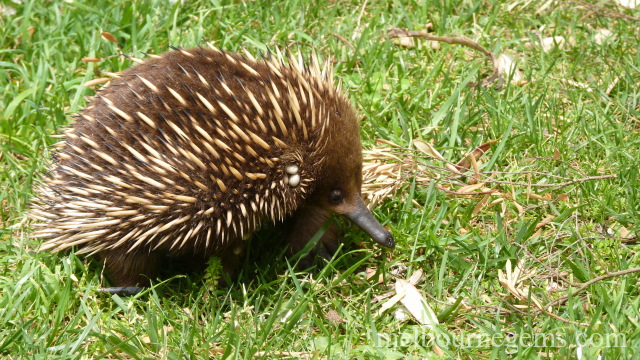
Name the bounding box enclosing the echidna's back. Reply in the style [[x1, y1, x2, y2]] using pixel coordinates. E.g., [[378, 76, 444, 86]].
[[32, 47, 357, 256]]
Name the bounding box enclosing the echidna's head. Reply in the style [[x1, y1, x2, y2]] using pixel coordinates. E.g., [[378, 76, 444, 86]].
[[310, 98, 395, 248]]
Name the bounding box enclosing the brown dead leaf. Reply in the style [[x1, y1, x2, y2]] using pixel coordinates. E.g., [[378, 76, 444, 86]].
[[210, 346, 225, 355], [535, 215, 555, 229], [514, 201, 524, 214], [455, 139, 498, 172], [471, 154, 481, 174], [82, 57, 101, 62], [365, 267, 377, 279], [376, 271, 437, 328], [101, 31, 118, 44], [183, 307, 194, 319], [467, 154, 480, 185], [558, 193, 569, 202], [526, 192, 552, 201]]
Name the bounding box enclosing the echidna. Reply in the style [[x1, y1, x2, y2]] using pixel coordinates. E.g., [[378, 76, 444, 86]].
[[31, 45, 394, 294]]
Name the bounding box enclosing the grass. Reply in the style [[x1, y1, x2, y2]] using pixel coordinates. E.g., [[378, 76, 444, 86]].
[[1, 0, 639, 358]]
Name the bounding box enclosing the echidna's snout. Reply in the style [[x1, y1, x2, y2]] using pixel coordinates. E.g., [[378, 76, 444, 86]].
[[343, 196, 395, 248]]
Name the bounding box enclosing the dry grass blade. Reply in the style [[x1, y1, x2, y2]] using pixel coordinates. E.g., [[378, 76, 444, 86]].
[[471, 194, 491, 217], [497, 260, 544, 310], [413, 139, 446, 162], [362, 146, 415, 207]]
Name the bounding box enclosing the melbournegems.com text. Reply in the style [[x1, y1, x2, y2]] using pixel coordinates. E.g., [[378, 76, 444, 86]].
[[374, 328, 626, 352]]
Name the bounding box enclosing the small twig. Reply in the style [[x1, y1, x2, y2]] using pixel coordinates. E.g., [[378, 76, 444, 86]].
[[543, 267, 640, 310], [501, 301, 590, 326], [436, 187, 498, 196], [387, 28, 493, 59], [332, 33, 356, 50], [538, 305, 591, 327], [387, 28, 500, 87]]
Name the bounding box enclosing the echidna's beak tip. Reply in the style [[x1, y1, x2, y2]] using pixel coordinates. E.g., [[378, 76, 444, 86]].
[[379, 232, 395, 248], [344, 196, 395, 248]]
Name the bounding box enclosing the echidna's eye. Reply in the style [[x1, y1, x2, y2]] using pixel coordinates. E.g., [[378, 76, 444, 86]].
[[328, 189, 344, 205]]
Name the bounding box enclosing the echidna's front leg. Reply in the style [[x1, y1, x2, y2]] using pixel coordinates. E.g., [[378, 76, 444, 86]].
[[285, 205, 341, 266], [98, 249, 162, 295], [217, 243, 246, 283]]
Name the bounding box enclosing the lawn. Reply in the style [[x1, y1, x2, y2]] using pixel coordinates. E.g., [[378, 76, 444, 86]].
[[1, 0, 639, 358]]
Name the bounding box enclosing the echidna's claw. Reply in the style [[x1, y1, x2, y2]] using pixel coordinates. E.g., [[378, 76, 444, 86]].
[[100, 286, 145, 296]]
